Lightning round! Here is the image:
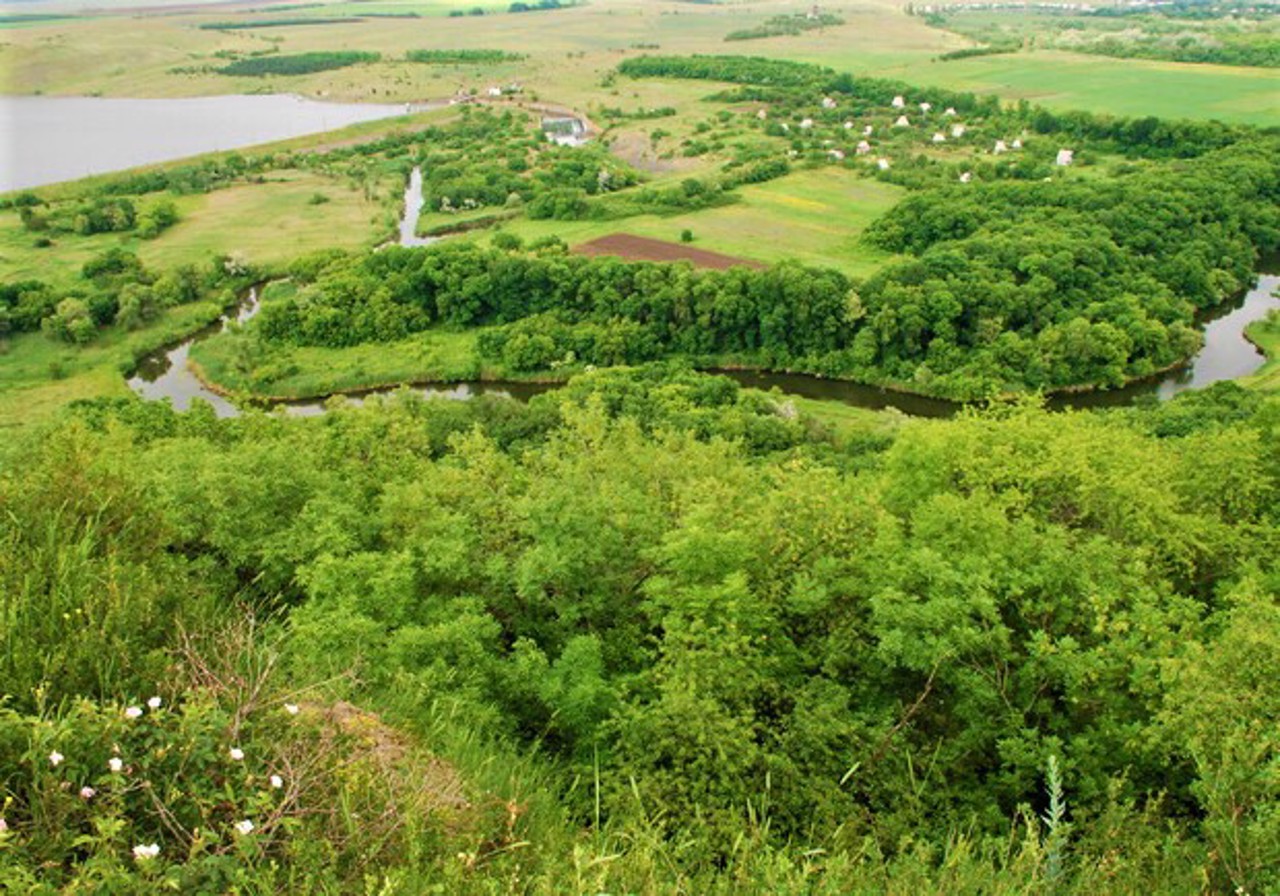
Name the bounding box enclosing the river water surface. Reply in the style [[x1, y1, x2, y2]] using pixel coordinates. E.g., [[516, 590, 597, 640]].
[[0, 94, 434, 191]]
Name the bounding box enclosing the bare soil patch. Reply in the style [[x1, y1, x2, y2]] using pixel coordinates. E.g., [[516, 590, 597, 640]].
[[573, 233, 766, 270]]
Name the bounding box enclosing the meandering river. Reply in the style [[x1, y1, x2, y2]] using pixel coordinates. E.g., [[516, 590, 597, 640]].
[[126, 170, 1280, 418], [0, 94, 437, 191]]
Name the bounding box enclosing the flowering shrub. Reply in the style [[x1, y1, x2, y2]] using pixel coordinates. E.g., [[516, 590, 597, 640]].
[[0, 625, 473, 892]]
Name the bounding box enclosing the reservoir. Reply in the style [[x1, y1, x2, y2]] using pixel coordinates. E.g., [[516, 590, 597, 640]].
[[0, 94, 433, 191]]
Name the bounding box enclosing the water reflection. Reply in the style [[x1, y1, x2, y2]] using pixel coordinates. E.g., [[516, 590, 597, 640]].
[[0, 94, 439, 191]]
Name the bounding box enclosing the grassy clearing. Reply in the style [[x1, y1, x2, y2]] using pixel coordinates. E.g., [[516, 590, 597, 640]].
[[189, 325, 483, 399], [1243, 313, 1280, 392], [1, 170, 395, 286], [473, 167, 905, 277], [0, 301, 222, 430]]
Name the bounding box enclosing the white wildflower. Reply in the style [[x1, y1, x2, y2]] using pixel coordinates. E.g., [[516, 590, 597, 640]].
[[235, 819, 255, 835], [49, 750, 64, 767], [125, 706, 142, 719], [80, 786, 96, 800], [108, 757, 123, 773], [229, 747, 245, 761], [284, 703, 300, 716], [147, 696, 162, 710], [132, 843, 160, 860], [270, 774, 284, 789]]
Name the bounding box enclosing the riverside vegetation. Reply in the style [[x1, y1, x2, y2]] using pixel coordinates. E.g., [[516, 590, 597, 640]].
[[2, 366, 1279, 893], [2, 6, 1280, 892]]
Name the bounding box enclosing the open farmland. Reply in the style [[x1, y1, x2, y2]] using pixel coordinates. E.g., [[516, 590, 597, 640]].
[[2, 0, 1275, 125], [573, 232, 766, 269], [480, 167, 905, 277]]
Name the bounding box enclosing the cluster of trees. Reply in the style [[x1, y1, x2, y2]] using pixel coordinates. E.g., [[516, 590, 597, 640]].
[[257, 242, 849, 362], [198, 17, 362, 30], [218, 51, 381, 77], [1070, 35, 1280, 68], [1, 249, 245, 342], [508, 0, 566, 11], [855, 138, 1279, 395], [2, 368, 1276, 891], [18, 195, 179, 240], [412, 109, 641, 220], [724, 12, 844, 41], [404, 49, 524, 64], [937, 42, 1020, 60]]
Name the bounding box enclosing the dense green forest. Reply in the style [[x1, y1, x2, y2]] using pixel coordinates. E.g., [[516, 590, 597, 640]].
[[2, 368, 1277, 892]]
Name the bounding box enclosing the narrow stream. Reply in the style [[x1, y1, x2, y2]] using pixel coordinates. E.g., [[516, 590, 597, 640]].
[[397, 167, 436, 248]]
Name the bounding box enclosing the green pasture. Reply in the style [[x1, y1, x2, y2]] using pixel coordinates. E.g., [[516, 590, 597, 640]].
[[865, 49, 1280, 126], [1243, 312, 1280, 392], [1, 170, 395, 286], [190, 323, 483, 399], [469, 166, 906, 278], [0, 301, 222, 430]]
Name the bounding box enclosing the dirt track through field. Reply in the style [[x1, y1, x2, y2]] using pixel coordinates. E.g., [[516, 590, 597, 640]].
[[573, 233, 766, 270]]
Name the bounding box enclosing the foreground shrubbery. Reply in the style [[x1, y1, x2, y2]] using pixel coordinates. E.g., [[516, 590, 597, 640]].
[[1, 369, 1277, 891]]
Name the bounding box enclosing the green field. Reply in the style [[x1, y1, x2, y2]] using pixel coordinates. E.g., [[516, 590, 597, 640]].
[[867, 49, 1280, 126], [190, 320, 483, 400], [0, 301, 222, 430], [1243, 312, 1280, 392], [1, 170, 394, 285], [454, 167, 906, 277], [4, 0, 1274, 127]]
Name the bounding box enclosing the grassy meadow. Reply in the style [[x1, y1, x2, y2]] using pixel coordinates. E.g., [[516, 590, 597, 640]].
[[1244, 312, 1280, 392], [1, 170, 395, 285], [470, 166, 906, 277], [0, 300, 222, 430]]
